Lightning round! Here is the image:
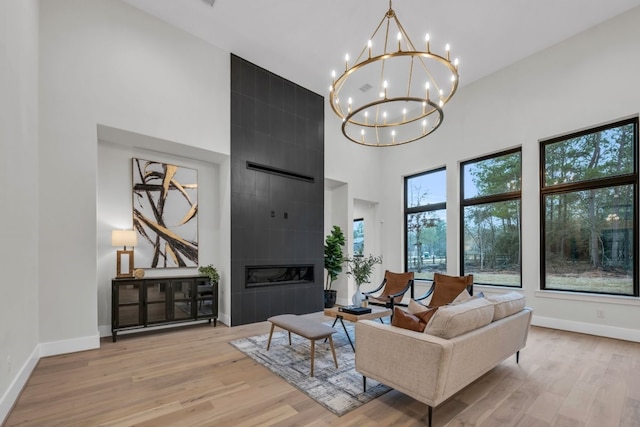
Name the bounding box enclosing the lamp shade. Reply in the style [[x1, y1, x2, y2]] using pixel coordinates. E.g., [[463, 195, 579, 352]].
[[111, 229, 137, 247]]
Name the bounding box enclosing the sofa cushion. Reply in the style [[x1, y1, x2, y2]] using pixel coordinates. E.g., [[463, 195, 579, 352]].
[[451, 289, 472, 305], [430, 273, 472, 307], [424, 297, 495, 339], [486, 291, 526, 321], [391, 307, 426, 332]]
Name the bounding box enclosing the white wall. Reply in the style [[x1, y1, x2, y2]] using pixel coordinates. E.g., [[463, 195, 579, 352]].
[[0, 0, 40, 421], [378, 6, 640, 341], [38, 0, 230, 349]]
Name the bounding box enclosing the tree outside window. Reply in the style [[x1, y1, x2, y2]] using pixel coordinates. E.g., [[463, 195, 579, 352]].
[[461, 149, 522, 286], [541, 118, 638, 296]]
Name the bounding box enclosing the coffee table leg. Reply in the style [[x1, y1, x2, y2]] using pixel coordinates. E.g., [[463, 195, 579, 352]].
[[338, 317, 355, 352]]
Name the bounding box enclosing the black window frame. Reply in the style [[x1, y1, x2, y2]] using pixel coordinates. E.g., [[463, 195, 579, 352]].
[[404, 167, 447, 277], [539, 116, 639, 297], [460, 147, 523, 287]]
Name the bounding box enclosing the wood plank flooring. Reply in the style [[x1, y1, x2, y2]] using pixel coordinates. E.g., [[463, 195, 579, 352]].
[[4, 312, 640, 427]]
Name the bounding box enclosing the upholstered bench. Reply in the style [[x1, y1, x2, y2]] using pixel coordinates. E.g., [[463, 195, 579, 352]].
[[267, 314, 338, 377]]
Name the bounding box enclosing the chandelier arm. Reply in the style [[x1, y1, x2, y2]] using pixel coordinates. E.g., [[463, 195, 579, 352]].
[[393, 14, 418, 52], [356, 13, 389, 64], [406, 56, 415, 98]]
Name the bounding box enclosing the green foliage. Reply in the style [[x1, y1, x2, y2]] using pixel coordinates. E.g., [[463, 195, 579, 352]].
[[198, 264, 219, 283], [345, 254, 382, 286], [324, 226, 346, 290]]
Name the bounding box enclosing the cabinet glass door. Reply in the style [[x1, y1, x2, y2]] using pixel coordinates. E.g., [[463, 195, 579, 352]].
[[171, 279, 194, 320], [115, 281, 142, 327], [195, 278, 215, 318], [145, 279, 169, 323]]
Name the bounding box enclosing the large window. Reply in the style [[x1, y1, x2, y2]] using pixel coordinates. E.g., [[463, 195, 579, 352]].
[[461, 149, 522, 286], [541, 118, 638, 296], [405, 168, 446, 280]]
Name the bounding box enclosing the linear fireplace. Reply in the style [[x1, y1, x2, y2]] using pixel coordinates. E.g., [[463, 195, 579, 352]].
[[246, 265, 314, 288]]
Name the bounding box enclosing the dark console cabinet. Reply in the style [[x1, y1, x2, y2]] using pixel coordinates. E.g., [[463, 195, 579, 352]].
[[111, 275, 217, 341]]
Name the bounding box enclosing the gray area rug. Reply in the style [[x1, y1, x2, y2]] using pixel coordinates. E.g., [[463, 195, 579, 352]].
[[229, 322, 391, 416]]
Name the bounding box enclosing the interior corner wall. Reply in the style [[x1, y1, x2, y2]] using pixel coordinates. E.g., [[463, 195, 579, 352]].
[[0, 0, 40, 420], [376, 6, 640, 339], [39, 0, 230, 348]]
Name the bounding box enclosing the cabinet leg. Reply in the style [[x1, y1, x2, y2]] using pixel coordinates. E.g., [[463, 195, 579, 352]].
[[112, 332, 117, 343]]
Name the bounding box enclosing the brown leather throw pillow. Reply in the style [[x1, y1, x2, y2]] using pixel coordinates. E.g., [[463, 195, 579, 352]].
[[391, 307, 426, 332], [414, 306, 438, 325]]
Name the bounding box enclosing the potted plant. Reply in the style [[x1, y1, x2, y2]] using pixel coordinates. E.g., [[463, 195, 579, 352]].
[[324, 225, 345, 308], [345, 254, 382, 306], [198, 264, 220, 284]]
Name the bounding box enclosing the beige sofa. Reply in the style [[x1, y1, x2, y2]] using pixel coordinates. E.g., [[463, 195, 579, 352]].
[[355, 295, 532, 426]]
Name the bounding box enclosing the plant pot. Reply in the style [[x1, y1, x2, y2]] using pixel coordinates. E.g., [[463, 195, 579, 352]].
[[324, 289, 337, 308]]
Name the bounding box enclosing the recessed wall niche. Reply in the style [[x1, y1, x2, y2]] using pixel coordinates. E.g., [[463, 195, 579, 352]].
[[230, 54, 325, 326]]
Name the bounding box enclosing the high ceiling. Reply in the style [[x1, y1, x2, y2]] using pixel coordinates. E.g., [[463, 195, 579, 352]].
[[122, 0, 640, 97]]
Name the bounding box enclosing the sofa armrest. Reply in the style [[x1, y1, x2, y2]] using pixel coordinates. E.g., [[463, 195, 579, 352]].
[[355, 320, 454, 406]]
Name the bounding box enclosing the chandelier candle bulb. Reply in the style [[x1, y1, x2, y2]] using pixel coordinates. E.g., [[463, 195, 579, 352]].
[[368, 40, 372, 58], [397, 32, 402, 51], [345, 54, 349, 71], [402, 108, 407, 121], [446, 43, 450, 60], [425, 33, 430, 52], [422, 120, 427, 135], [383, 111, 387, 124]]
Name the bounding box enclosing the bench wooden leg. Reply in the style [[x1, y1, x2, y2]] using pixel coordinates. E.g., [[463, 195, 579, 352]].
[[328, 335, 338, 369], [267, 323, 275, 351], [310, 340, 315, 377]]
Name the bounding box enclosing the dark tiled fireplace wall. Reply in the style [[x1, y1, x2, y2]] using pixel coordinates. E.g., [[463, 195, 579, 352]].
[[230, 54, 325, 326]]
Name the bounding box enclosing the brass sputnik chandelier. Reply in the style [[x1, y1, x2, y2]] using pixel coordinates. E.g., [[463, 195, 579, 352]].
[[329, 0, 460, 147]]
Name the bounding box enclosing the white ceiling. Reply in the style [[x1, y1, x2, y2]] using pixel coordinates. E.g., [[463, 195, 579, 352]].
[[122, 0, 640, 97]]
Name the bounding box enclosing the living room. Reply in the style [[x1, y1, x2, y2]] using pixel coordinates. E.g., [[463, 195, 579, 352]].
[[2, 0, 640, 425]]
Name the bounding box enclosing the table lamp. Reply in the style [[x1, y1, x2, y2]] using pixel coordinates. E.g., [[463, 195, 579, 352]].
[[112, 229, 138, 278]]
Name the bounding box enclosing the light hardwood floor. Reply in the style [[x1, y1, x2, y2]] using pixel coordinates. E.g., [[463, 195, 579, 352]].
[[4, 313, 640, 427]]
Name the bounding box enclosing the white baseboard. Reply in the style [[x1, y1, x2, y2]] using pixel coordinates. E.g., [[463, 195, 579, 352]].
[[0, 346, 39, 425], [39, 334, 100, 357], [531, 315, 640, 343], [218, 312, 229, 326]]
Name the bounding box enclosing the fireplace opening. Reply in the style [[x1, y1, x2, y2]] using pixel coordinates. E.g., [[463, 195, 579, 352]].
[[246, 265, 314, 288]]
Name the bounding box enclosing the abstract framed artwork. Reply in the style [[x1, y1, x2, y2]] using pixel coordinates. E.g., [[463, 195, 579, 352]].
[[132, 158, 198, 268]]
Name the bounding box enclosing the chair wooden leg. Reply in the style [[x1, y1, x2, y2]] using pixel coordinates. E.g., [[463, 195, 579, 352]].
[[328, 335, 338, 369], [310, 340, 315, 377], [363, 376, 367, 392], [288, 331, 292, 345], [267, 323, 275, 351]]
